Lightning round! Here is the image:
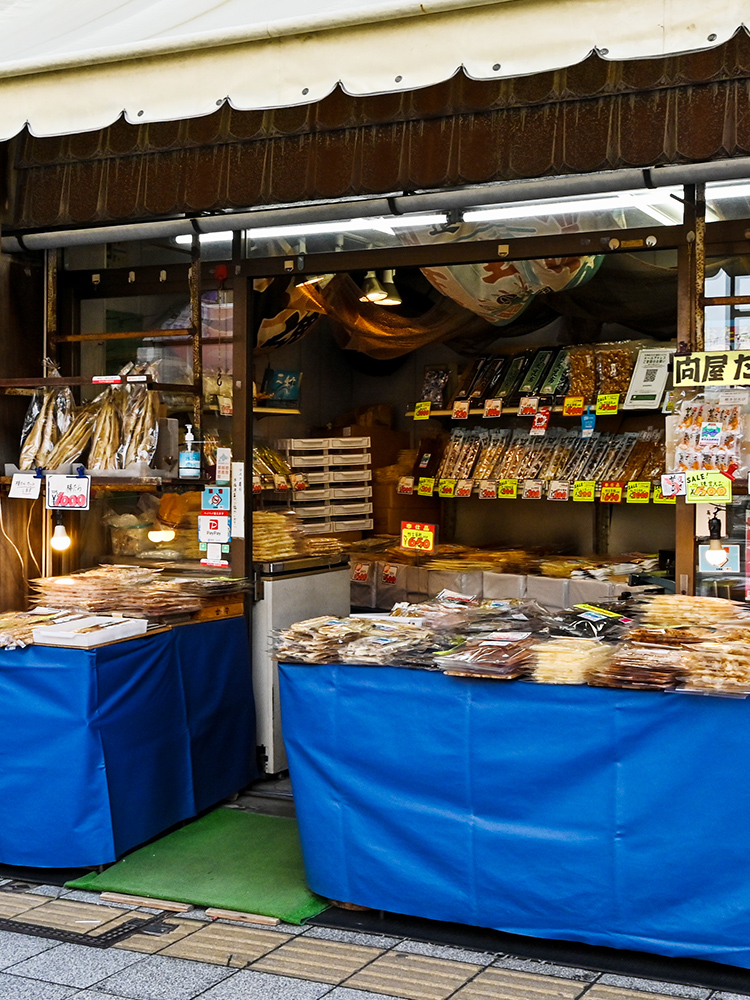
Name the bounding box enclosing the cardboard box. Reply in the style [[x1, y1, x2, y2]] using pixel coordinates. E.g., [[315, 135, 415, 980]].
[[482, 572, 527, 599], [526, 576, 569, 611]]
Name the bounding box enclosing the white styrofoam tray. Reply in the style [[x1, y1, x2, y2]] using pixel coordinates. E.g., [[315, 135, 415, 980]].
[[33, 616, 148, 648]]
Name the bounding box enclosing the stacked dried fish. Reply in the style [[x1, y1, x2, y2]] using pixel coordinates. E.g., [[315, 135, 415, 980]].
[[117, 369, 160, 469], [641, 595, 748, 628], [303, 535, 344, 558], [253, 511, 305, 562], [19, 380, 75, 470], [531, 638, 613, 684], [274, 616, 373, 663], [87, 387, 122, 470], [30, 566, 203, 619], [680, 641, 750, 694], [44, 402, 99, 469], [589, 643, 682, 690], [438, 631, 535, 678], [0, 610, 63, 649]]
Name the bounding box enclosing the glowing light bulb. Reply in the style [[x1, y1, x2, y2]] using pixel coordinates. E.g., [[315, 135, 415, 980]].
[[50, 524, 71, 552], [705, 537, 729, 568]]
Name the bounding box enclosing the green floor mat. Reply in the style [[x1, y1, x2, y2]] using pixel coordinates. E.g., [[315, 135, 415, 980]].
[[66, 809, 328, 925]]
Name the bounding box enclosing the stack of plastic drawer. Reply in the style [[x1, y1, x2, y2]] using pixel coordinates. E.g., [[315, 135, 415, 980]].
[[276, 437, 373, 534]]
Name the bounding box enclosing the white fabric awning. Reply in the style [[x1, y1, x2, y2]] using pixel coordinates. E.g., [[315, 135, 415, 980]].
[[0, 0, 746, 140]]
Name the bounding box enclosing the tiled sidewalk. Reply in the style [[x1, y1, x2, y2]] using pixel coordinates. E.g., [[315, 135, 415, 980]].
[[0, 883, 746, 1000]]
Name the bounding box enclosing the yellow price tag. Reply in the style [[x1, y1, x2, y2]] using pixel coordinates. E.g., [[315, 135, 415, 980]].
[[413, 401, 432, 420], [626, 481, 651, 503], [438, 478, 457, 497], [417, 477, 435, 496], [652, 485, 676, 504], [400, 521, 436, 553], [600, 481, 623, 503], [595, 393, 620, 415], [685, 470, 733, 504], [497, 479, 518, 499], [563, 396, 585, 417], [573, 480, 596, 502]]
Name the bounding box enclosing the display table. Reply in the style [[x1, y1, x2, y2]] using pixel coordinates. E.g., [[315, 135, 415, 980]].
[[279, 663, 750, 969], [0, 618, 256, 868]]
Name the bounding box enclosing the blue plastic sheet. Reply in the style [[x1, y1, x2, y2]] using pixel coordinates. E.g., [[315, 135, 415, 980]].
[[0, 619, 256, 868], [279, 663, 750, 969]]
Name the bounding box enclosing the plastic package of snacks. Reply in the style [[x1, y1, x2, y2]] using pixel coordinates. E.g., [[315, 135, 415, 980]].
[[595, 342, 639, 396], [568, 346, 597, 404]]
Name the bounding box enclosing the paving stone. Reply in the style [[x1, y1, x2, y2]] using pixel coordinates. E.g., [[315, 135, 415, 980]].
[[0, 892, 51, 918], [595, 976, 710, 998], [327, 990, 411, 1000], [9, 941, 143, 988], [252, 936, 382, 984], [450, 966, 587, 1000], [395, 939, 494, 966], [199, 969, 333, 999], [0, 929, 60, 969], [711, 993, 750, 999], [305, 926, 403, 949], [160, 923, 289, 967], [14, 899, 124, 934], [492, 956, 599, 981], [114, 917, 202, 954], [0, 971, 78, 999], [95, 953, 235, 999], [26, 886, 65, 898], [345, 950, 478, 1000], [586, 987, 706, 1000], [61, 890, 138, 909]]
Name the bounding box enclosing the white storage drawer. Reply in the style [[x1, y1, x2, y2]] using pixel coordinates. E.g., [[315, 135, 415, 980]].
[[329, 436, 371, 449], [331, 501, 373, 516], [331, 486, 372, 499], [329, 453, 370, 465], [330, 469, 373, 482]]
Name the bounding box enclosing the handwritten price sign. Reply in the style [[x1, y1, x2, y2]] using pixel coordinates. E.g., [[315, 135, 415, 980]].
[[685, 470, 733, 504], [46, 475, 91, 511], [400, 521, 437, 553]]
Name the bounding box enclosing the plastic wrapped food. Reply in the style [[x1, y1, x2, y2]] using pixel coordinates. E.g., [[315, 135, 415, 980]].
[[18, 370, 75, 470], [420, 366, 451, 407], [87, 388, 122, 470], [640, 594, 749, 628], [589, 642, 682, 690], [118, 367, 160, 469], [568, 346, 597, 404], [680, 641, 750, 694], [44, 402, 99, 469], [595, 342, 638, 396], [531, 637, 613, 684]]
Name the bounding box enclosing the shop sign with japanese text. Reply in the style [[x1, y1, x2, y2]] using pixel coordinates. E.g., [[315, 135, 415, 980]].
[[684, 469, 733, 503], [673, 351, 750, 387]]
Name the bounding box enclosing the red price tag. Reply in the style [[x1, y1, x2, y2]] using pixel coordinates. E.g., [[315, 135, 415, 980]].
[[400, 522, 436, 553], [563, 396, 585, 416], [600, 481, 623, 503]]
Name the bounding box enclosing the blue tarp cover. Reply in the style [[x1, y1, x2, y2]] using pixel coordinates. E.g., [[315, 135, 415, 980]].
[[279, 662, 750, 969], [0, 618, 256, 868]]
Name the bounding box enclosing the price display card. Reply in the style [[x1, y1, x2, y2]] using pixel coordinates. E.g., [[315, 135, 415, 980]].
[[497, 478, 518, 499], [478, 480, 498, 499], [397, 476, 415, 495], [547, 481, 570, 501], [563, 396, 585, 416], [573, 480, 596, 502], [518, 396, 539, 416], [438, 478, 457, 498], [452, 400, 470, 420], [413, 401, 432, 420], [455, 479, 474, 498], [595, 393, 620, 415], [417, 477, 435, 496], [685, 469, 733, 504], [660, 473, 686, 498], [652, 485, 676, 504], [529, 407, 551, 436], [600, 481, 623, 503], [273, 474, 289, 491], [400, 521, 437, 553], [522, 479, 544, 499], [626, 481, 651, 503], [9, 473, 41, 500], [252, 475, 262, 494], [290, 473, 308, 491], [483, 398, 503, 418], [46, 474, 91, 511]]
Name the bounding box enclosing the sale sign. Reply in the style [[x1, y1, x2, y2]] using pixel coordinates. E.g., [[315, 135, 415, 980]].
[[46, 475, 91, 511], [400, 521, 437, 553], [595, 393, 620, 415], [497, 479, 518, 499]]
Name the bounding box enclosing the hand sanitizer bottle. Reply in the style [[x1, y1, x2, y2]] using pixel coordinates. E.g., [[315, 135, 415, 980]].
[[179, 424, 201, 479]]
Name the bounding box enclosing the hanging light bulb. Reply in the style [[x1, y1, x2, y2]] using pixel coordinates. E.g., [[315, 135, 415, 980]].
[[379, 269, 402, 306], [359, 270, 388, 302], [50, 522, 71, 552], [705, 509, 729, 568]]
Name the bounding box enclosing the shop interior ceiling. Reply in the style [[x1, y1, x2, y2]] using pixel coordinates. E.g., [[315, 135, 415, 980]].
[[7, 31, 750, 232]]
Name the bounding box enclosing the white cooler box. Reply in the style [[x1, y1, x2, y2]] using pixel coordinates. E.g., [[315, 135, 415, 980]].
[[406, 566, 429, 604], [376, 561, 409, 610], [427, 570, 484, 600], [568, 578, 614, 606], [525, 576, 569, 611], [482, 572, 527, 599], [350, 559, 378, 608]]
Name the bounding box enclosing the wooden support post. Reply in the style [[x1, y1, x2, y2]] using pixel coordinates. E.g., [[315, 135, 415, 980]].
[[189, 236, 203, 444]]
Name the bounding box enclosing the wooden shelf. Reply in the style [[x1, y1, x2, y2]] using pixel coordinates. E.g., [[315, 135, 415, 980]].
[[406, 405, 663, 418], [253, 407, 301, 416], [0, 376, 198, 394]]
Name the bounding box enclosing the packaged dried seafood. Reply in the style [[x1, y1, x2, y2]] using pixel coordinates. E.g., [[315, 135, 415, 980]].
[[568, 346, 597, 404], [680, 641, 750, 694], [19, 369, 75, 470], [437, 631, 535, 678], [117, 365, 160, 469], [531, 637, 613, 684], [87, 387, 122, 470], [44, 401, 99, 469], [253, 511, 306, 562], [640, 594, 749, 628], [589, 642, 682, 689], [595, 342, 638, 396]]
